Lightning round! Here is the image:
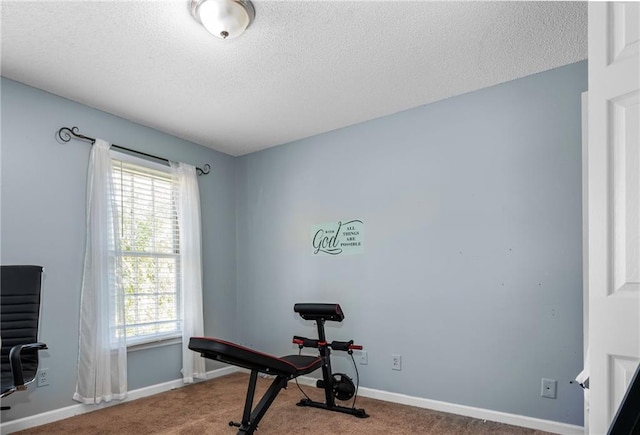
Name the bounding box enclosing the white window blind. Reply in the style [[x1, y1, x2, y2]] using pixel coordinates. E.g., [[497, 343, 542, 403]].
[[112, 157, 181, 345]]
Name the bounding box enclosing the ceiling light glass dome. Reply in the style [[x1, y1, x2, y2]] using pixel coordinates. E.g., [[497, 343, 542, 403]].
[[191, 0, 255, 40]]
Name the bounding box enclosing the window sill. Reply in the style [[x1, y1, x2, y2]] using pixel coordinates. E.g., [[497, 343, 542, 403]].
[[127, 335, 182, 352]]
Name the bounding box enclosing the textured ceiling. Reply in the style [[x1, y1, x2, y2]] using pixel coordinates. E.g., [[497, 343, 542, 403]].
[[1, 1, 587, 156]]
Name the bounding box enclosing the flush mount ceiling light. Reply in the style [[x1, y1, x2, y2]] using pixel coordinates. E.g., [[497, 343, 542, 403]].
[[191, 0, 255, 40]]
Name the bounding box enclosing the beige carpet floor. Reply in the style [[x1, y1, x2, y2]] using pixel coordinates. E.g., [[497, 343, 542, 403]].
[[16, 372, 552, 434]]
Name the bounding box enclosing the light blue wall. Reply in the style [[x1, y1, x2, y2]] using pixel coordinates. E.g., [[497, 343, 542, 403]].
[[2, 60, 586, 427], [235, 61, 587, 425], [0, 77, 237, 420]]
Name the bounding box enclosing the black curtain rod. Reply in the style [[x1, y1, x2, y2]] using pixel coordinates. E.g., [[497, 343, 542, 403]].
[[55, 126, 211, 176]]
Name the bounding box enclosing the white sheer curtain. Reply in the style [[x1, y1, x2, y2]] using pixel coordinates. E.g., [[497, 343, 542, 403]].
[[171, 161, 206, 383], [74, 140, 127, 404]]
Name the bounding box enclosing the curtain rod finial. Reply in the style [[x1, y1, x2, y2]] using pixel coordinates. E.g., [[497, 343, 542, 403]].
[[56, 126, 75, 144], [197, 163, 211, 176]]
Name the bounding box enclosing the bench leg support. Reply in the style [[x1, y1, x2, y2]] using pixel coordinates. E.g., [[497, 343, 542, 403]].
[[233, 371, 289, 435]]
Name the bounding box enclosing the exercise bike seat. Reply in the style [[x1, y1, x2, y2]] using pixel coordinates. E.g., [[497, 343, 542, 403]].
[[189, 337, 323, 378]]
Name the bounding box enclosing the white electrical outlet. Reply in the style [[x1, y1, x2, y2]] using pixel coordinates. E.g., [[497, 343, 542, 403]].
[[392, 354, 402, 371], [359, 350, 368, 365], [37, 368, 49, 387]]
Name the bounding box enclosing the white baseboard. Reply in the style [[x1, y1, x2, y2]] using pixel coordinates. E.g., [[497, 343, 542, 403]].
[[295, 375, 584, 435], [0, 366, 236, 434], [2, 368, 583, 435]]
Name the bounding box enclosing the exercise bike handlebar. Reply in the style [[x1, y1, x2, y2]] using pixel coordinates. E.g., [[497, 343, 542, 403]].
[[292, 336, 362, 351]]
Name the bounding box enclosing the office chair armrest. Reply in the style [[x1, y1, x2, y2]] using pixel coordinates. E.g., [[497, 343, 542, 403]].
[[9, 342, 48, 390]]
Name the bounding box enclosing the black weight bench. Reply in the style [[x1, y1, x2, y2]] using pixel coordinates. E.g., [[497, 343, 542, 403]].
[[189, 337, 323, 434], [189, 304, 368, 435], [189, 303, 367, 435]]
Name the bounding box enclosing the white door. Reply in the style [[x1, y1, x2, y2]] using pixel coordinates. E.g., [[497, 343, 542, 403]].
[[587, 2, 640, 434]]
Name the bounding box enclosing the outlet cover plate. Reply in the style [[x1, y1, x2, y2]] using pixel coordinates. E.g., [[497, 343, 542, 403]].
[[541, 378, 557, 399], [392, 354, 402, 371], [37, 368, 49, 387], [359, 350, 368, 365]]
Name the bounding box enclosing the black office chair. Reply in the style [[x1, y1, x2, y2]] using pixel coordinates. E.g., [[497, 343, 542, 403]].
[[1, 265, 47, 410]]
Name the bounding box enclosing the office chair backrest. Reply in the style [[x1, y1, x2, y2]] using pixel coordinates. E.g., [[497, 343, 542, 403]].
[[1, 265, 44, 394]]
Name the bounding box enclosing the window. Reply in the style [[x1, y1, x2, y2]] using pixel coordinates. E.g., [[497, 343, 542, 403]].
[[112, 155, 181, 346]]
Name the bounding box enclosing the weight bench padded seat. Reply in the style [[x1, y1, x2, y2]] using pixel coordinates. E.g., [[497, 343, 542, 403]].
[[189, 337, 323, 377], [189, 337, 324, 435]]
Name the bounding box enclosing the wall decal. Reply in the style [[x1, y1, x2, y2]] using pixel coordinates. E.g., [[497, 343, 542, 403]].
[[312, 220, 364, 256]]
